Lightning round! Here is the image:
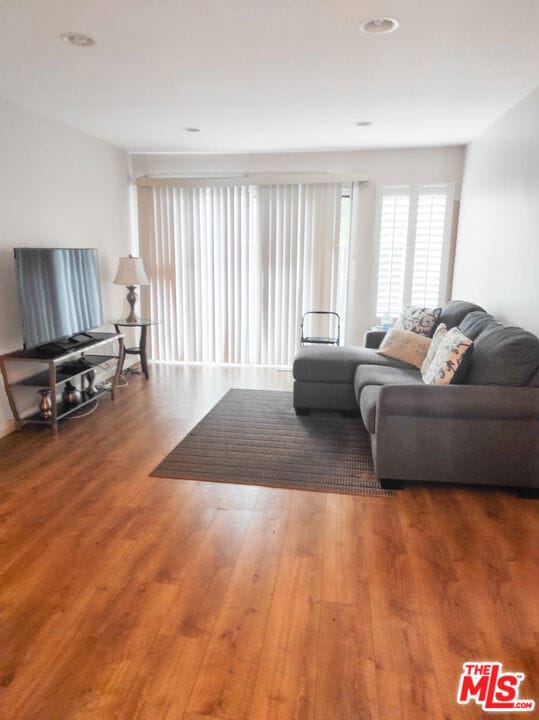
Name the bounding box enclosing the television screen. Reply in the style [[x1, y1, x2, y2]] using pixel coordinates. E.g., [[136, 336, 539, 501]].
[[14, 248, 103, 349]]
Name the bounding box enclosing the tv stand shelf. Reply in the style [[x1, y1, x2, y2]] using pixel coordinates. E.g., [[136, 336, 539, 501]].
[[17, 355, 115, 387], [0, 332, 125, 436]]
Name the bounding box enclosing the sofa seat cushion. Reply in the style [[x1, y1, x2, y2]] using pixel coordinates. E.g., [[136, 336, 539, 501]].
[[354, 365, 423, 403], [359, 386, 381, 433], [438, 300, 485, 329], [465, 323, 539, 386], [293, 345, 415, 384]]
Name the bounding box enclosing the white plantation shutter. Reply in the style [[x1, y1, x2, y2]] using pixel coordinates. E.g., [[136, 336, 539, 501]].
[[411, 187, 453, 307], [375, 190, 411, 316], [375, 184, 453, 318]]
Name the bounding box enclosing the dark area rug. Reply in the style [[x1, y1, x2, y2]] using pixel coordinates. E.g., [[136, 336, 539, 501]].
[[151, 389, 395, 497]]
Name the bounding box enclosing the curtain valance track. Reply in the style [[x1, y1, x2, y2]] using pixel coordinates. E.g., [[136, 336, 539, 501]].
[[135, 172, 367, 188]]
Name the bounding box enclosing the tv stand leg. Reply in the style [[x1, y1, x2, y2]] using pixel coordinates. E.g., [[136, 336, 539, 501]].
[[0, 360, 22, 431], [140, 325, 150, 380], [111, 336, 126, 400], [49, 363, 58, 436]]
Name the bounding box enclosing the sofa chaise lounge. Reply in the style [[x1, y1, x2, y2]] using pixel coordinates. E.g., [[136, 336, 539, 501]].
[[293, 301, 539, 491]]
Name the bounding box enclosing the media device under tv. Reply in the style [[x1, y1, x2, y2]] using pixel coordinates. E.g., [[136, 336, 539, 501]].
[[14, 247, 104, 352]]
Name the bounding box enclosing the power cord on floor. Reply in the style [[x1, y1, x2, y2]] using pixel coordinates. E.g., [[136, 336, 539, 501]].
[[92, 362, 129, 388], [60, 369, 129, 421]]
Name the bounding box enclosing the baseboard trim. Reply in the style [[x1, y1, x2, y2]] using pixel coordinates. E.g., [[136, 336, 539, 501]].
[[0, 419, 16, 439]]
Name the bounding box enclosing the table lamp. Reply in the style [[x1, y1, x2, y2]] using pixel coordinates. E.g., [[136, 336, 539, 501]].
[[113, 255, 150, 322]]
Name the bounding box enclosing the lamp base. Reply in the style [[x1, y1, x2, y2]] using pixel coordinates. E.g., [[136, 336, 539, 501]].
[[126, 285, 139, 323]]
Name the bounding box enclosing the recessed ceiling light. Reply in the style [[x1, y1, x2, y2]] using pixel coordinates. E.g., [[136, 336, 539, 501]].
[[60, 32, 95, 47], [359, 17, 399, 35], [183, 127, 200, 133], [355, 121, 372, 127]]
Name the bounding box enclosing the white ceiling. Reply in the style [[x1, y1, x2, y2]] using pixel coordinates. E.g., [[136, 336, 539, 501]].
[[0, 0, 538, 153]]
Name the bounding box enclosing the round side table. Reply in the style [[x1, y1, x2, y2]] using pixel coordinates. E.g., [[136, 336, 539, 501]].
[[112, 319, 158, 379]]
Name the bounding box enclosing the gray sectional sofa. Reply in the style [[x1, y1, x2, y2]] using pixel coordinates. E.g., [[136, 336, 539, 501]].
[[293, 301, 539, 491]]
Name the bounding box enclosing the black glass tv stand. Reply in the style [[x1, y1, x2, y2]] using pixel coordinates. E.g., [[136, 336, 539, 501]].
[[35, 332, 103, 357], [0, 332, 125, 436]]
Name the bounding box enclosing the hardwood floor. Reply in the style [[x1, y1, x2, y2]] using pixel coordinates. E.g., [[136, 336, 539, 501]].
[[0, 364, 537, 720]]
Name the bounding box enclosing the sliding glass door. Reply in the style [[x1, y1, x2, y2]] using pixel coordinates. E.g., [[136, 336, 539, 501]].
[[138, 181, 351, 366]]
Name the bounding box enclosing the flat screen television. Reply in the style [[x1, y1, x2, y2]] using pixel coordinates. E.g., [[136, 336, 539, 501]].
[[14, 247, 104, 350]]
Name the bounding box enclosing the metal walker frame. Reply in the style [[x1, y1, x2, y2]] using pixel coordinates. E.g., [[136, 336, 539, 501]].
[[300, 311, 341, 347]]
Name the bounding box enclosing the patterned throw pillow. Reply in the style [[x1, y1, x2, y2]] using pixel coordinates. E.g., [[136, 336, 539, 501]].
[[420, 322, 448, 375], [394, 305, 442, 337], [421, 327, 474, 385], [377, 328, 431, 369]]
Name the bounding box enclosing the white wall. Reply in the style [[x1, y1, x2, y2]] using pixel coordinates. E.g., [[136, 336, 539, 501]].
[[131, 147, 465, 182], [131, 146, 465, 345], [452, 88, 539, 336], [0, 98, 130, 434]]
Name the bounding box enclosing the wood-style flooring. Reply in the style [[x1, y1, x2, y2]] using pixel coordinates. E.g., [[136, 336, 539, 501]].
[[0, 364, 537, 720]]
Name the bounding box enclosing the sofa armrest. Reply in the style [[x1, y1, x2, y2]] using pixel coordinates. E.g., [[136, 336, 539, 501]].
[[364, 330, 387, 349], [374, 384, 539, 487], [377, 384, 539, 421]]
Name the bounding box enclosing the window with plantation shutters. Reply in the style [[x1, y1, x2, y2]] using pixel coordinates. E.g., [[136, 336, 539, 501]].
[[411, 188, 451, 307], [375, 184, 454, 318], [375, 190, 411, 317]]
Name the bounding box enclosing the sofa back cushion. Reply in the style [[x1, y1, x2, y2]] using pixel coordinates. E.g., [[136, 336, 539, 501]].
[[438, 300, 485, 329], [465, 323, 539, 386], [458, 310, 497, 340]]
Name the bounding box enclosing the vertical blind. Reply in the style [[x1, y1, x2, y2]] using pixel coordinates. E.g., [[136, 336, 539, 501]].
[[256, 184, 343, 365], [375, 184, 454, 317], [138, 182, 345, 366]]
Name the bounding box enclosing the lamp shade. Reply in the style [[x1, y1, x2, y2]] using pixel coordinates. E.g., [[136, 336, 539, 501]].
[[113, 255, 149, 286]]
